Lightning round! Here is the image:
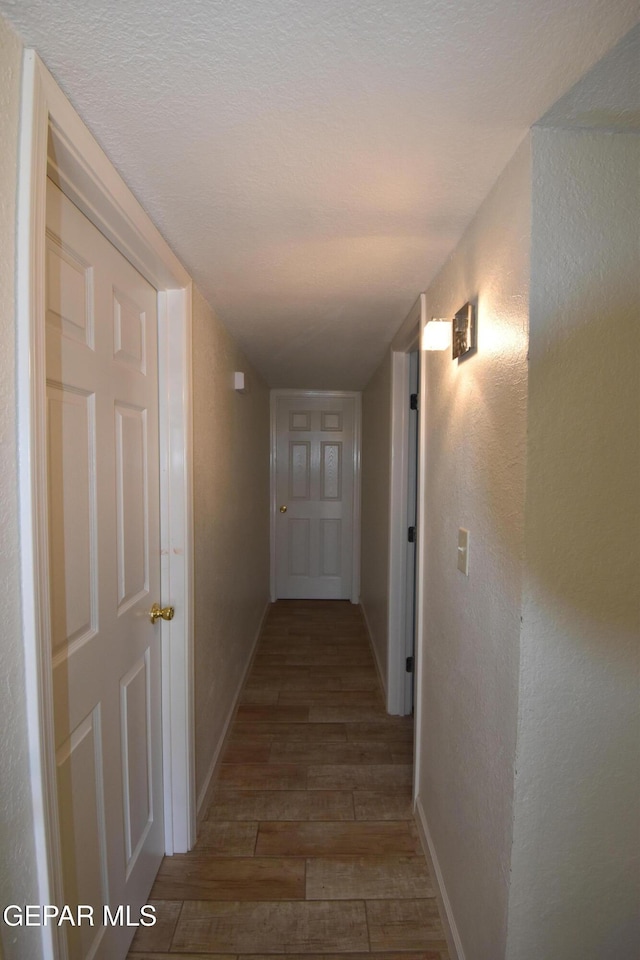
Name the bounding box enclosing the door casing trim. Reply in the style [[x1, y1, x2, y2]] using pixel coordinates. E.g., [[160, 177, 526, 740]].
[[17, 52, 195, 957], [389, 295, 426, 797], [269, 389, 362, 605]]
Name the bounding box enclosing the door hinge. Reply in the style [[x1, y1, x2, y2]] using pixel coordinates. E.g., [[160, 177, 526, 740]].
[[410, 393, 419, 411], [407, 526, 416, 543], [406, 656, 414, 673]]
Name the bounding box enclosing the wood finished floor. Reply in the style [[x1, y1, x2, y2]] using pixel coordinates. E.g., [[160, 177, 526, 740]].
[[128, 600, 450, 959]]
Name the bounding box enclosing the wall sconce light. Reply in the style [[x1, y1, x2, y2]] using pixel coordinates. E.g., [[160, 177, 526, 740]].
[[422, 319, 451, 351], [420, 297, 477, 359], [452, 302, 476, 360]]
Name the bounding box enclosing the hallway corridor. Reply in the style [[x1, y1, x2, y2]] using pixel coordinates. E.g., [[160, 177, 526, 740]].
[[128, 601, 450, 958]]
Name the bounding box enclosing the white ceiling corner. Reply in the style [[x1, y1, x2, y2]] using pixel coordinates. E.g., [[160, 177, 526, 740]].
[[2, 0, 638, 388]]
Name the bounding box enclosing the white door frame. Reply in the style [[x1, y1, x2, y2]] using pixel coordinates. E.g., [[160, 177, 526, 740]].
[[270, 390, 362, 604], [17, 52, 195, 957], [388, 296, 426, 797]]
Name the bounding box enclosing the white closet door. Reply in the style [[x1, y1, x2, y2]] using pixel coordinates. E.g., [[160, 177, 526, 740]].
[[275, 396, 356, 600], [46, 179, 164, 960]]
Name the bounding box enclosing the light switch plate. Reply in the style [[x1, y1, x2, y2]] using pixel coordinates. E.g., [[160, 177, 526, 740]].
[[457, 528, 469, 575]]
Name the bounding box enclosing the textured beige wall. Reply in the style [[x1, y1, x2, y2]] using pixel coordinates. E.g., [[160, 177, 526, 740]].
[[506, 128, 640, 960], [192, 287, 270, 805], [360, 351, 392, 693], [0, 17, 44, 960], [418, 138, 530, 960]]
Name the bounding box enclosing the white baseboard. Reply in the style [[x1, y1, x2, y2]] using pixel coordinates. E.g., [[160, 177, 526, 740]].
[[360, 601, 388, 703], [414, 794, 466, 960], [195, 600, 270, 818]]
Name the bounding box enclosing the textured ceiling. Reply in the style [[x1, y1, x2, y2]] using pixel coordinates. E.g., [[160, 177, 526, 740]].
[[2, 1, 638, 388]]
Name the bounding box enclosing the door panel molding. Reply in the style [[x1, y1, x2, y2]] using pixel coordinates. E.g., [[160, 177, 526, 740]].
[[270, 390, 361, 604], [17, 52, 195, 958]]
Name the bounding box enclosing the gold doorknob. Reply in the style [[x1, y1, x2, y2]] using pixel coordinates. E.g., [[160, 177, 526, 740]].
[[279, 505, 287, 513], [150, 603, 175, 624]]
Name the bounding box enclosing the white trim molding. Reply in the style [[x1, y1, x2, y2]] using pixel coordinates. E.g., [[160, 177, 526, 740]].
[[387, 295, 422, 717], [360, 602, 387, 701], [17, 52, 195, 957], [413, 295, 429, 799], [387, 350, 411, 715], [269, 390, 362, 604], [196, 601, 271, 819], [414, 794, 466, 960]]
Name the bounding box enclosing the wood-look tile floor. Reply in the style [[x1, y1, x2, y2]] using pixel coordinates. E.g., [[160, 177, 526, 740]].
[[128, 600, 450, 959]]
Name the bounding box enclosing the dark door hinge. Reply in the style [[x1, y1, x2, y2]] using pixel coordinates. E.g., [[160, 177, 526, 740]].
[[410, 393, 419, 411], [406, 656, 414, 673], [407, 526, 416, 543]]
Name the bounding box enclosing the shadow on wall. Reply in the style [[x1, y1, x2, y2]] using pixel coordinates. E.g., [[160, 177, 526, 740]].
[[524, 271, 639, 648]]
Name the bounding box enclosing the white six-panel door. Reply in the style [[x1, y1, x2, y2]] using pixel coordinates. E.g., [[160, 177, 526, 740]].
[[46, 179, 164, 960], [274, 395, 357, 600]]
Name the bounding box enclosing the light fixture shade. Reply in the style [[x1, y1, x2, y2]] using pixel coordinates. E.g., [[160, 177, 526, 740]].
[[422, 320, 451, 351]]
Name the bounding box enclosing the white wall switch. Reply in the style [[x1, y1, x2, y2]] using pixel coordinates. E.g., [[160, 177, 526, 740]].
[[457, 528, 470, 575]]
